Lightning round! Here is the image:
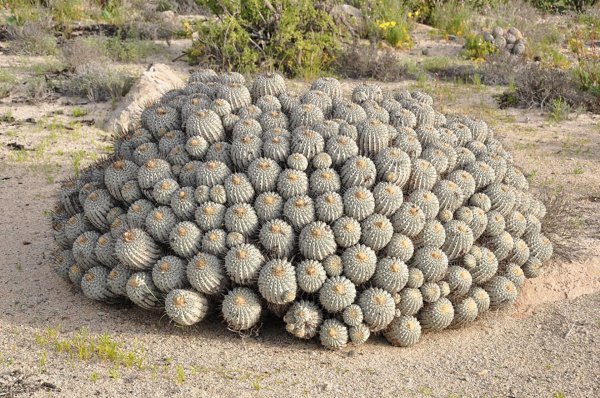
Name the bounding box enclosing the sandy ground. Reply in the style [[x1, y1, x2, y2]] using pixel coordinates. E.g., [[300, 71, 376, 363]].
[[0, 166, 598, 398], [1, 35, 600, 397]]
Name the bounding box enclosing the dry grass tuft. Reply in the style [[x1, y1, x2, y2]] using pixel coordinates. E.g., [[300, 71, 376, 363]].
[[538, 189, 592, 262], [6, 20, 58, 56], [58, 62, 137, 102], [335, 43, 411, 82]]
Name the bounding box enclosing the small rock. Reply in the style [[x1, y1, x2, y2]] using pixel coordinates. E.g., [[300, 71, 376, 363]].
[[422, 48, 430, 56], [448, 35, 458, 41], [104, 64, 186, 133]]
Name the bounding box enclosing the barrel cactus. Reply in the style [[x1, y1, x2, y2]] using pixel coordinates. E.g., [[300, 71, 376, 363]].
[[483, 26, 527, 56], [48, 70, 552, 349]]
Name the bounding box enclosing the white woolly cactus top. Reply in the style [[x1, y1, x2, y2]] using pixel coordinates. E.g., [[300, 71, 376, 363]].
[[50, 70, 552, 350]]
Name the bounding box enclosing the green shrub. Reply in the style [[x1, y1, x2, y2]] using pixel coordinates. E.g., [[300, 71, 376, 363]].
[[574, 51, 600, 95], [72, 107, 89, 117], [427, 0, 475, 37], [187, 0, 342, 77], [462, 33, 498, 60], [571, 30, 600, 95], [548, 97, 571, 121], [356, 0, 414, 48], [527, 0, 598, 13]]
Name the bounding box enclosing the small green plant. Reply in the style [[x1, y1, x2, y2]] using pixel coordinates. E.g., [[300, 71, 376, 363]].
[[38, 350, 47, 371], [71, 150, 86, 176], [498, 81, 519, 107], [527, 169, 538, 183], [549, 97, 571, 121], [540, 48, 571, 70], [72, 107, 88, 117], [10, 149, 30, 162], [34, 326, 146, 369], [378, 20, 413, 49], [1, 110, 16, 123], [251, 378, 261, 391], [175, 364, 185, 385], [553, 392, 566, 398], [90, 372, 99, 382], [108, 367, 120, 379], [573, 167, 584, 175], [462, 33, 498, 61], [419, 385, 434, 396], [359, 0, 414, 49]]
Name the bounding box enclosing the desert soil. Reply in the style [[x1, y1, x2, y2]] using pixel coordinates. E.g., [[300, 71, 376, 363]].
[[0, 35, 599, 398]]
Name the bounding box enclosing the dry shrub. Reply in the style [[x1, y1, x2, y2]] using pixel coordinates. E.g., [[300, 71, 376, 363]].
[[59, 62, 137, 102], [539, 189, 591, 262], [6, 20, 58, 56], [498, 63, 600, 112], [335, 43, 411, 81], [61, 38, 111, 70], [20, 76, 55, 103], [479, 53, 527, 85], [59, 37, 138, 102]]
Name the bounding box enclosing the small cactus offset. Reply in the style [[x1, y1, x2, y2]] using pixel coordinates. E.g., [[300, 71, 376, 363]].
[[48, 70, 552, 349]]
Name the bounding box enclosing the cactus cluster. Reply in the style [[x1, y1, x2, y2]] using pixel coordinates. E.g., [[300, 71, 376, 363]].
[[483, 26, 526, 56], [49, 70, 553, 349]]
